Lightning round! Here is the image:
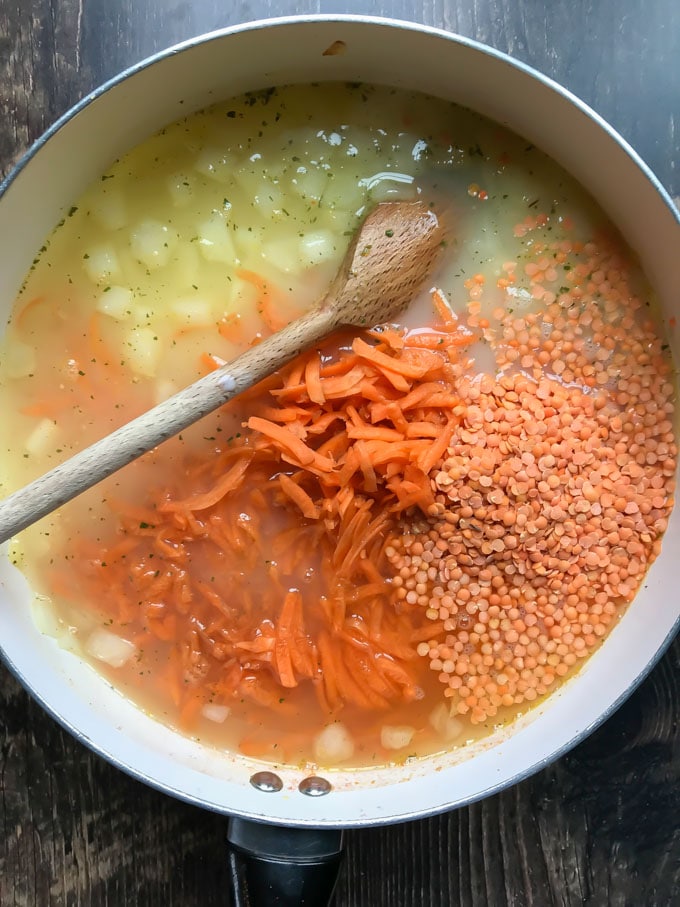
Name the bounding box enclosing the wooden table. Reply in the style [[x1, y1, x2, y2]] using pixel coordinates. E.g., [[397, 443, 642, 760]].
[[1, 2, 678, 904]]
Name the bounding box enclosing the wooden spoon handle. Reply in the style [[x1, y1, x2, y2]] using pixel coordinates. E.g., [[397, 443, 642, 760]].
[[0, 305, 336, 544]]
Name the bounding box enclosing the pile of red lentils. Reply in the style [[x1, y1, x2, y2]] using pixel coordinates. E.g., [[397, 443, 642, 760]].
[[386, 223, 677, 726]]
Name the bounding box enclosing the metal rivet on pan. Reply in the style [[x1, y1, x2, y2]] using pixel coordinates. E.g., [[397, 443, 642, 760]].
[[249, 771, 283, 792], [298, 775, 332, 796]]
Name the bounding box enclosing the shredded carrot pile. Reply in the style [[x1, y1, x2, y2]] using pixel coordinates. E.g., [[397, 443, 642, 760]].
[[54, 317, 477, 729]]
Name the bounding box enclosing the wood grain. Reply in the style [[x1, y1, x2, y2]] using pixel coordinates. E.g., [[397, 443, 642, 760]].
[[1, 1, 678, 905]]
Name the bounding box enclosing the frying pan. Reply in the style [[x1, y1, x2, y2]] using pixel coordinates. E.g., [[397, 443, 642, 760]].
[[1, 16, 678, 904]]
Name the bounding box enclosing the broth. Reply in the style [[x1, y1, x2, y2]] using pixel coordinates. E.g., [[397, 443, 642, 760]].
[[0, 83, 675, 769]]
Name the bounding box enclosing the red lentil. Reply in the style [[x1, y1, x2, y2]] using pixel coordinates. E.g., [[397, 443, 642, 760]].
[[386, 229, 676, 724]]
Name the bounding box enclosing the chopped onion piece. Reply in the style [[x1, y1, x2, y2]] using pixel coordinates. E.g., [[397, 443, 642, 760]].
[[380, 725, 416, 751], [291, 164, 327, 202], [85, 628, 137, 668], [505, 285, 534, 312], [252, 183, 283, 217], [170, 296, 214, 325], [124, 326, 162, 377], [83, 243, 121, 284], [194, 148, 236, 183], [261, 237, 300, 273], [97, 285, 134, 320], [30, 593, 65, 639], [233, 224, 265, 258], [429, 702, 464, 742], [4, 338, 36, 378], [201, 704, 231, 723], [25, 418, 58, 458], [89, 191, 127, 230], [171, 243, 202, 288], [154, 378, 178, 404], [319, 206, 356, 233], [197, 211, 237, 264], [130, 219, 176, 270], [298, 230, 338, 267], [313, 722, 355, 764], [168, 172, 195, 207], [321, 177, 366, 212]]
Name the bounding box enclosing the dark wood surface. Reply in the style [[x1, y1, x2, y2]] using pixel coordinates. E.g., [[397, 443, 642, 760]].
[[1, 2, 679, 905]]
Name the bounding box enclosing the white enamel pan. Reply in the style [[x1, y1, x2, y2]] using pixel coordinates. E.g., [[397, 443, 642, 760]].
[[1, 16, 678, 904]]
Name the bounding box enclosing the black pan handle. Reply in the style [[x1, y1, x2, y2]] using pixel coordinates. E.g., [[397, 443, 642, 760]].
[[226, 817, 344, 906]]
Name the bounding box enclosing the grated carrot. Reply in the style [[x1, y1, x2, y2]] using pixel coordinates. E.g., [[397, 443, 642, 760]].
[[55, 319, 476, 729]]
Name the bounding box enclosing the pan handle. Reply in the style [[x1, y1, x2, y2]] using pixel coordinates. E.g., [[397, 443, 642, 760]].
[[226, 817, 344, 906]]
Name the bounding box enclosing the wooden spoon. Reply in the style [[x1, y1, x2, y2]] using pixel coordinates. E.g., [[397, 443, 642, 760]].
[[0, 200, 446, 544]]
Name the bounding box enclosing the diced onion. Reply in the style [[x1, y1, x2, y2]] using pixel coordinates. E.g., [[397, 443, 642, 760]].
[[380, 725, 416, 750], [232, 167, 280, 211], [429, 702, 464, 742], [170, 242, 202, 289], [233, 224, 265, 258], [291, 164, 328, 202], [90, 191, 127, 230], [130, 219, 176, 270], [25, 418, 58, 458], [505, 285, 534, 312], [252, 183, 283, 218], [197, 211, 237, 264], [194, 148, 236, 183], [124, 325, 162, 377], [168, 172, 195, 207], [313, 722, 355, 764], [96, 285, 134, 320], [4, 338, 36, 378], [154, 378, 178, 404], [201, 704, 231, 723], [85, 628, 137, 668], [30, 593, 65, 639], [83, 243, 121, 284], [319, 207, 357, 233], [170, 296, 214, 326], [261, 237, 301, 274], [298, 230, 338, 267]]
